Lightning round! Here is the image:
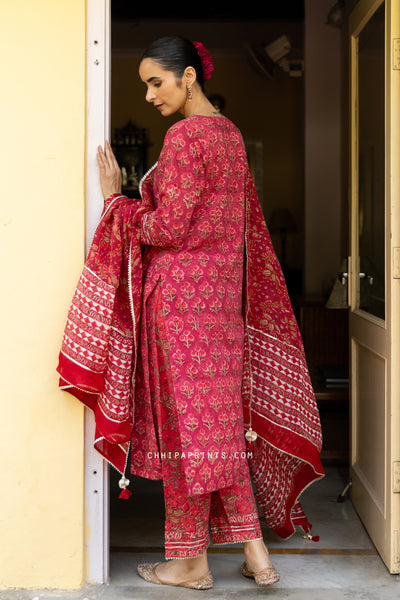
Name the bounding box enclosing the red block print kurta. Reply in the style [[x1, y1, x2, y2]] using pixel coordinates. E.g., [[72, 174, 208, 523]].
[[130, 115, 249, 496]]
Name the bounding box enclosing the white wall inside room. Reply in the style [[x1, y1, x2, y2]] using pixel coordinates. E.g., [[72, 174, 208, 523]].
[[304, 0, 343, 297]]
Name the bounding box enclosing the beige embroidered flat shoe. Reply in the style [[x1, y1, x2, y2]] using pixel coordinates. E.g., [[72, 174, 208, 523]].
[[137, 561, 214, 590], [240, 561, 280, 586]]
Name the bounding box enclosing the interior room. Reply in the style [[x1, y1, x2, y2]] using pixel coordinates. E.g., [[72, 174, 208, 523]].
[[107, 0, 364, 585]]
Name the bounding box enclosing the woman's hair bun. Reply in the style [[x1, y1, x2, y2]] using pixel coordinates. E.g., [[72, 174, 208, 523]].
[[193, 41, 214, 81]]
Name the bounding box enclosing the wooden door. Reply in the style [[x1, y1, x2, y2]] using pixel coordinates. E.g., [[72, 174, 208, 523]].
[[349, 0, 400, 573]]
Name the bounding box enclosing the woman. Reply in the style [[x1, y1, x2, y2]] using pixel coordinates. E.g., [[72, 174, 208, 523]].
[[59, 35, 323, 591], [98, 35, 278, 589]]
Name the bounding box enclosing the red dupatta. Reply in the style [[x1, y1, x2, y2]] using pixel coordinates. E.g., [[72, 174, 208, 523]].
[[242, 167, 324, 539], [56, 194, 143, 495]]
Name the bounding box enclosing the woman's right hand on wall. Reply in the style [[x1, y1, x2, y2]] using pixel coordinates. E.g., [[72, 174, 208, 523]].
[[97, 141, 122, 200]]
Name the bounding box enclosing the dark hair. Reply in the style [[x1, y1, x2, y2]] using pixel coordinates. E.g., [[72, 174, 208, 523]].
[[141, 36, 205, 91]]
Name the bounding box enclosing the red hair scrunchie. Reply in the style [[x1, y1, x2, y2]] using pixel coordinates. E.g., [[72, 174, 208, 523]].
[[193, 41, 214, 81]]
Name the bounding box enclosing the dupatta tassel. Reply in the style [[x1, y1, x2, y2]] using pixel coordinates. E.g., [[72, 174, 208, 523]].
[[245, 428, 258, 443], [118, 475, 132, 500], [302, 523, 320, 542], [245, 428, 258, 452]]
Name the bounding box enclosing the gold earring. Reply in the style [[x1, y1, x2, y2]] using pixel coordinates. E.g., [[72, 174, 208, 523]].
[[186, 84, 193, 102]]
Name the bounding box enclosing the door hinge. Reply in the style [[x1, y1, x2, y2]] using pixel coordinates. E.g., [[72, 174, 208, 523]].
[[394, 530, 400, 566], [393, 461, 400, 493], [393, 248, 400, 279], [393, 39, 400, 70]]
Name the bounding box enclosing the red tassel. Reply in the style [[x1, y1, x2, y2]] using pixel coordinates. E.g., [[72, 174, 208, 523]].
[[303, 527, 320, 542], [304, 533, 320, 542], [119, 487, 132, 500], [302, 522, 319, 542], [118, 475, 132, 499]]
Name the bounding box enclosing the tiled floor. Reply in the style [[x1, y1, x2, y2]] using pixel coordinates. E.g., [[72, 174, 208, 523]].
[[2, 465, 399, 599], [108, 463, 372, 552]]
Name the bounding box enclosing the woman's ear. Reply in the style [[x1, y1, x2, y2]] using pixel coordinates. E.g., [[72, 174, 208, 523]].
[[184, 66, 197, 86]]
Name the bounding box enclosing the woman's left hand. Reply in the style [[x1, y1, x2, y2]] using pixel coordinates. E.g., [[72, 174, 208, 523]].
[[97, 140, 122, 200]]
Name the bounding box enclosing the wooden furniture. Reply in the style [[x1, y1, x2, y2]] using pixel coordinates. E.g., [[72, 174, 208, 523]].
[[112, 120, 150, 197], [298, 298, 349, 463]]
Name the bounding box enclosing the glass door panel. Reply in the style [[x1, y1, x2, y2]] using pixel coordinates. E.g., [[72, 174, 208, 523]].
[[357, 2, 385, 319]]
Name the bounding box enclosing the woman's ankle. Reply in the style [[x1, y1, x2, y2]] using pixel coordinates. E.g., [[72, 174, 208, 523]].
[[169, 551, 208, 572], [243, 538, 266, 551], [187, 553, 208, 568], [243, 538, 273, 570]]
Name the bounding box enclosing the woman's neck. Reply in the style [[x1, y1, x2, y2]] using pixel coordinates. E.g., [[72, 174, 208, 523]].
[[180, 90, 221, 118]]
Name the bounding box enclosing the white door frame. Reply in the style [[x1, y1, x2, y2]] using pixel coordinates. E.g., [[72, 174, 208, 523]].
[[85, 0, 111, 584]]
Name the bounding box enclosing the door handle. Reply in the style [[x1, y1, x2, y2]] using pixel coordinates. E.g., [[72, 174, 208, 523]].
[[359, 272, 374, 285], [337, 272, 374, 285]]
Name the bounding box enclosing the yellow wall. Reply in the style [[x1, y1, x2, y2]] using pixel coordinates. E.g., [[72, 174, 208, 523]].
[[0, 0, 86, 589]]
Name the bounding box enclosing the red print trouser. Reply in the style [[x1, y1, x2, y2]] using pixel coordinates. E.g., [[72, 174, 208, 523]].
[[153, 371, 263, 559], [162, 450, 263, 559], [143, 282, 263, 559], [148, 361, 263, 559]]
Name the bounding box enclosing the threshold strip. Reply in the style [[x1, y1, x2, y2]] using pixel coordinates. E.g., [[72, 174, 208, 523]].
[[110, 546, 377, 556]]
